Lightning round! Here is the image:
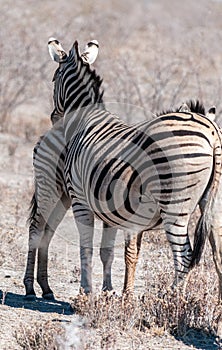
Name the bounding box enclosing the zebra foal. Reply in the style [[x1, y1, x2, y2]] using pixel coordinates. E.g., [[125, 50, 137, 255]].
[[47, 39, 222, 297]]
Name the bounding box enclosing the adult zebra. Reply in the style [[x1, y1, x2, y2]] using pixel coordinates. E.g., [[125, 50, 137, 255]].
[[45, 39, 222, 298]]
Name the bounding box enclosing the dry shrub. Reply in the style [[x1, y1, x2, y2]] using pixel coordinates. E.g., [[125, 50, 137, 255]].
[[142, 271, 221, 336], [14, 320, 64, 350], [14, 268, 221, 349], [71, 269, 221, 339], [14, 317, 99, 350], [72, 291, 140, 331]]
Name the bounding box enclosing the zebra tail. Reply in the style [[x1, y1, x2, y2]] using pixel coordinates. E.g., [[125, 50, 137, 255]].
[[27, 192, 37, 225], [189, 208, 208, 268], [190, 128, 222, 268]]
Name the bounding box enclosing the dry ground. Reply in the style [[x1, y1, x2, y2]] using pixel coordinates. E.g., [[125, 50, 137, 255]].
[[0, 133, 221, 350]]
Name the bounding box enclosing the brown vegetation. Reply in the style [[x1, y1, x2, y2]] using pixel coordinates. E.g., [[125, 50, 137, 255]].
[[13, 259, 222, 349]]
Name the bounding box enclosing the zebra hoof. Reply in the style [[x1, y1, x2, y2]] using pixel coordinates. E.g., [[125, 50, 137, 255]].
[[42, 292, 55, 300]]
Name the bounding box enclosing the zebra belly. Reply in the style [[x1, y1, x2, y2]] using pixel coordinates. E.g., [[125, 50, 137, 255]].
[[90, 185, 160, 232]]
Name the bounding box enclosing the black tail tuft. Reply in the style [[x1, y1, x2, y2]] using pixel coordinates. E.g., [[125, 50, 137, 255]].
[[189, 214, 208, 269], [27, 193, 37, 225]]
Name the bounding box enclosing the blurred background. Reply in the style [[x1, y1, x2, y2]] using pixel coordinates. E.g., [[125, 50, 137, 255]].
[[1, 0, 222, 139]]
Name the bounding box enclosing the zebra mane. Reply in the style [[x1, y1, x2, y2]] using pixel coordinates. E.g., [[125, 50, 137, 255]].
[[70, 41, 104, 104], [158, 100, 206, 116]]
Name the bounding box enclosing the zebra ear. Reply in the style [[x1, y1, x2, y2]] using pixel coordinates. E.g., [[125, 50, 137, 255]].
[[81, 39, 99, 65], [48, 37, 67, 63], [206, 106, 216, 121]]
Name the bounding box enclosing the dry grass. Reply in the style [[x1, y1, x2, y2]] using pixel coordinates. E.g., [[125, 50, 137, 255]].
[[14, 320, 64, 350], [71, 270, 220, 337], [13, 265, 222, 349]]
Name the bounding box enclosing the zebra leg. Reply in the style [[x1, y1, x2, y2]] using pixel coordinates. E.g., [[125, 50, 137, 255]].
[[100, 223, 117, 291], [203, 185, 222, 337], [37, 194, 71, 299], [72, 202, 94, 294], [208, 226, 222, 339], [123, 231, 144, 293], [164, 221, 192, 292], [209, 228, 222, 302], [37, 224, 54, 299], [23, 212, 45, 299], [201, 188, 222, 302]]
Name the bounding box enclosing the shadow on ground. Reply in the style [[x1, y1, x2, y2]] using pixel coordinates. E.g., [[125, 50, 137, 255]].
[[0, 290, 73, 315], [173, 328, 221, 350]]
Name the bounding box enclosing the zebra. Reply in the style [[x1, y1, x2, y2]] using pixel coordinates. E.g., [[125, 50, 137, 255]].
[[23, 39, 113, 299], [46, 38, 222, 298], [24, 96, 215, 299]]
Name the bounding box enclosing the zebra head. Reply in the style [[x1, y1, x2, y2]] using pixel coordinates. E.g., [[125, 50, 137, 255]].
[[48, 38, 104, 122]]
